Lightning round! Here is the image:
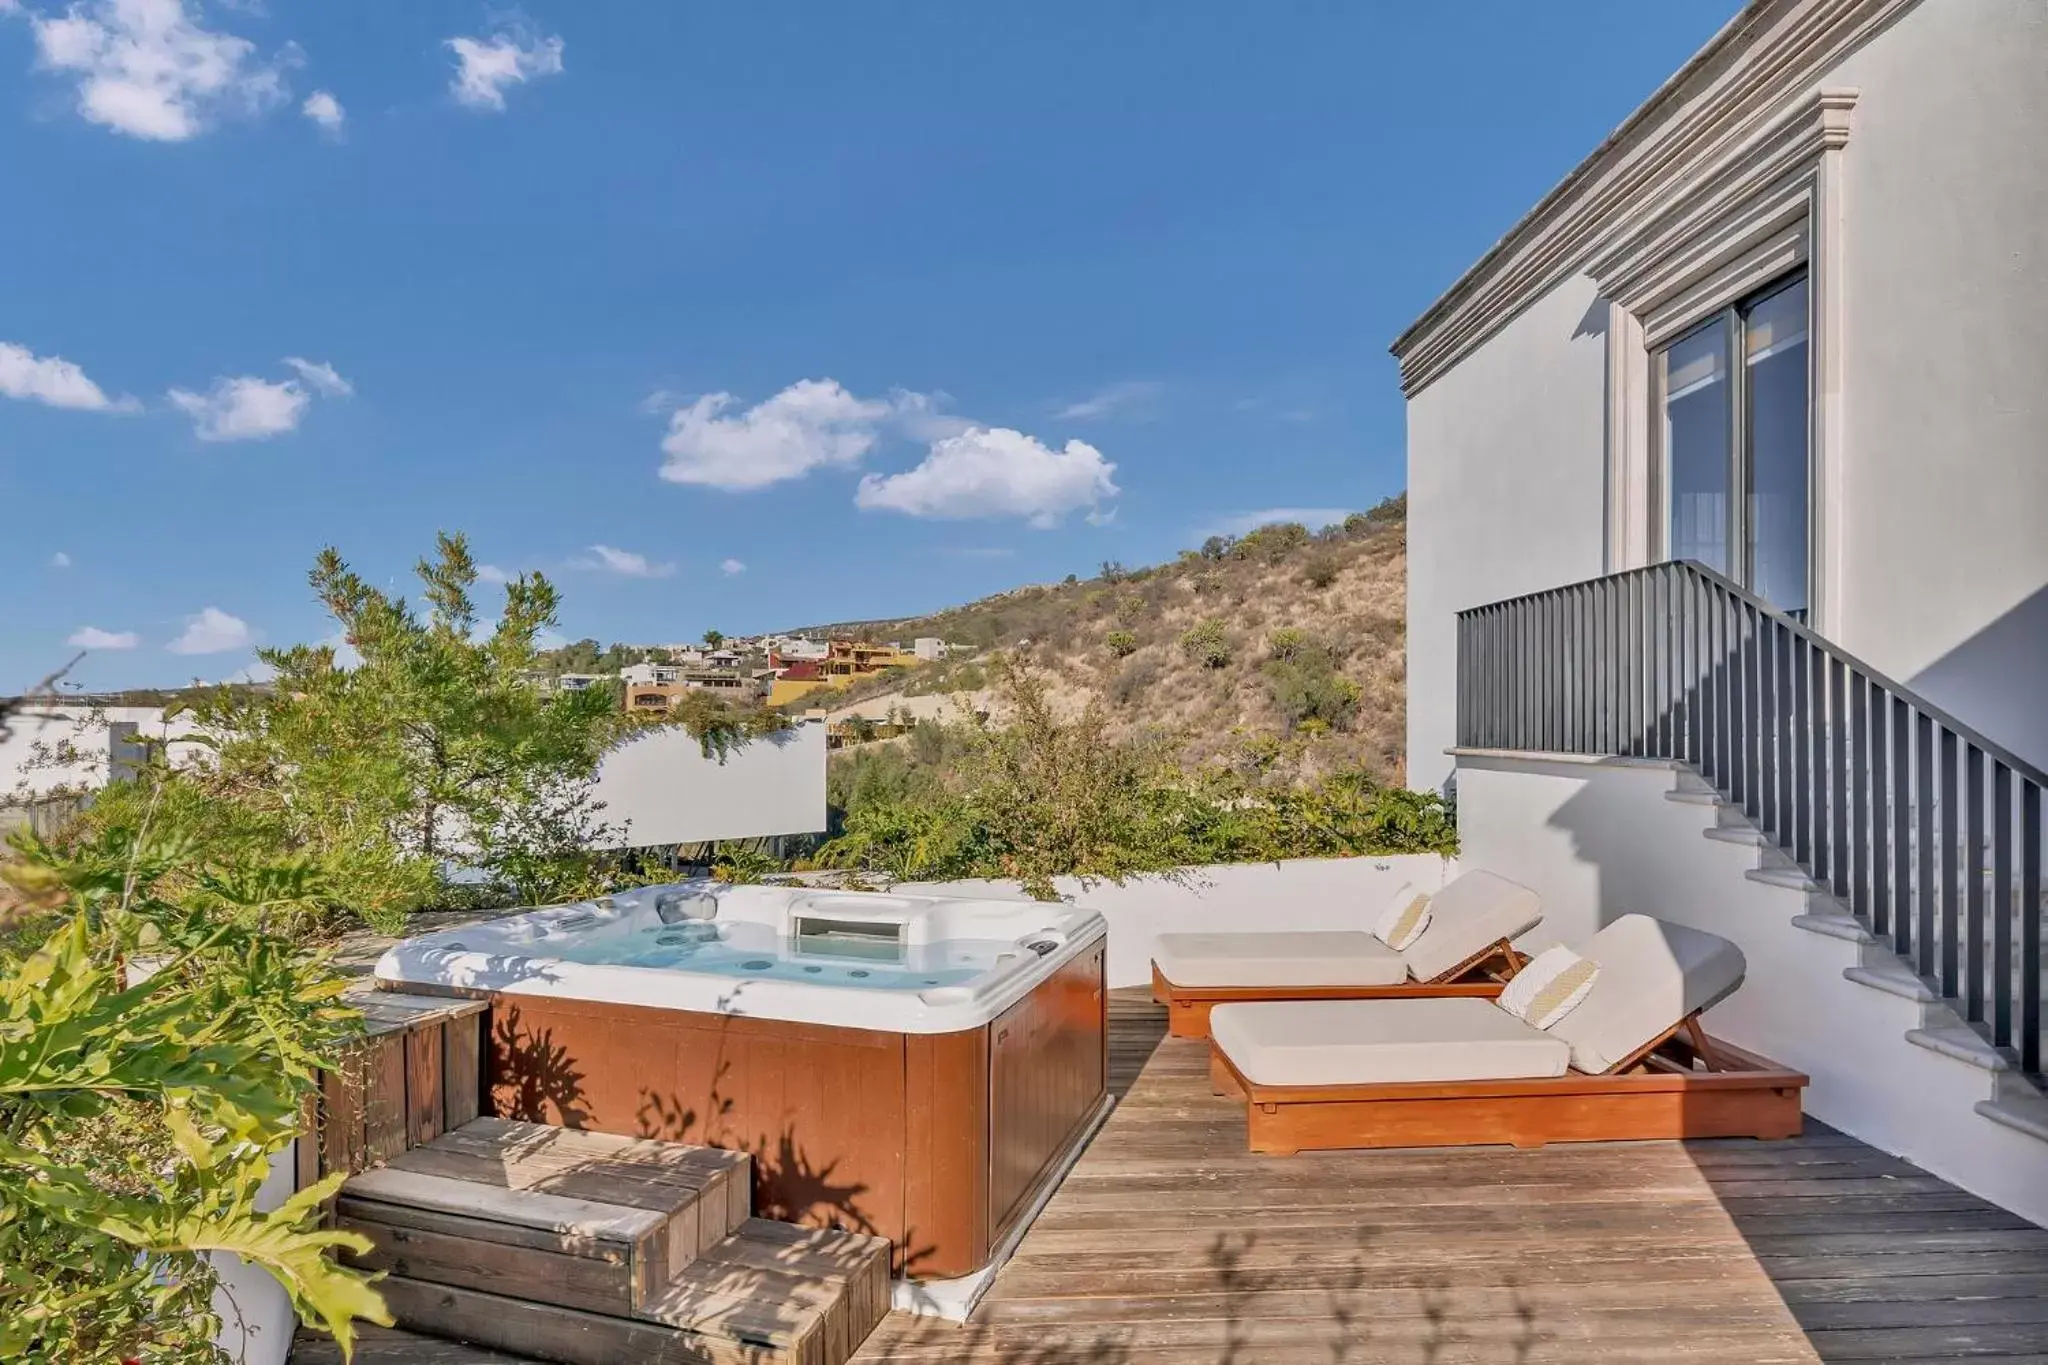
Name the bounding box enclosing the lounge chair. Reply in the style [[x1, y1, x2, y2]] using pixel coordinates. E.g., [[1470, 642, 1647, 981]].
[[1149, 870, 1542, 1039], [1206, 915, 1807, 1154]]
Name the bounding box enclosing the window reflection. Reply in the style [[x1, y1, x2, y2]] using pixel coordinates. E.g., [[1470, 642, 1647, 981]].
[[1654, 270, 1810, 617], [1744, 278, 1810, 615], [1663, 320, 1731, 575]]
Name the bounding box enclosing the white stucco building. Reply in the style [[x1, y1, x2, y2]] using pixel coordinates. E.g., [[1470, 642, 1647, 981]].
[[1402, 0, 2047, 795], [1396, 0, 2048, 1224]]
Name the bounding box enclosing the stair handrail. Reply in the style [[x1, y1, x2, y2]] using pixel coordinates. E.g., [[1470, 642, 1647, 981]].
[[1463, 558, 2048, 790], [1456, 557, 2044, 1080]]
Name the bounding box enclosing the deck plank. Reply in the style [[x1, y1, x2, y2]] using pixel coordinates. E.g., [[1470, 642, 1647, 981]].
[[297, 988, 2048, 1363], [845, 989, 2048, 1364]]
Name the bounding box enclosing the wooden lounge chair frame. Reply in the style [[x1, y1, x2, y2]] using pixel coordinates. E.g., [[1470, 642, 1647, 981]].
[[1209, 1014, 1808, 1154], [1152, 937, 1530, 1041]]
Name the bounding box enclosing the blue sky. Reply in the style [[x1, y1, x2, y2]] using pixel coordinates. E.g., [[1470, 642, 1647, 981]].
[[1, 0, 1739, 691]]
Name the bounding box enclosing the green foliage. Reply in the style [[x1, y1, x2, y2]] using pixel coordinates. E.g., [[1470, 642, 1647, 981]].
[[1268, 627, 1308, 660], [70, 535, 637, 934], [1301, 552, 1341, 588], [1178, 619, 1232, 669], [813, 668, 1455, 899], [710, 844, 780, 885], [702, 630, 724, 648], [1113, 593, 1147, 623], [1232, 521, 1311, 561], [0, 827, 388, 1362], [1263, 640, 1362, 734], [1198, 535, 1233, 561], [1097, 561, 1127, 584], [1104, 629, 1139, 659]]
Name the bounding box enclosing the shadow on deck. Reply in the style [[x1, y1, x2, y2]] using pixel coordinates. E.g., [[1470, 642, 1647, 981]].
[[851, 990, 2048, 1364], [303, 990, 2048, 1364]]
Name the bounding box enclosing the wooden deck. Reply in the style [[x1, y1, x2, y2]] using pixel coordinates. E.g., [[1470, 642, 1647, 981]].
[[304, 989, 2048, 1364], [850, 990, 2048, 1364]]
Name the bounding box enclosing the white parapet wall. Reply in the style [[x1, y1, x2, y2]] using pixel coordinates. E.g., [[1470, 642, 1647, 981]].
[[1454, 749, 2048, 1227], [592, 720, 828, 848], [900, 854, 1458, 991]]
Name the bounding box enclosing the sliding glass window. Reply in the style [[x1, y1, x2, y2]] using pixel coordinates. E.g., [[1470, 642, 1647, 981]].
[[1655, 271, 1811, 616]]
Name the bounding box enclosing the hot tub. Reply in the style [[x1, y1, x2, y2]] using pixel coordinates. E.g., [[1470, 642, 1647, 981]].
[[375, 883, 1109, 1283]]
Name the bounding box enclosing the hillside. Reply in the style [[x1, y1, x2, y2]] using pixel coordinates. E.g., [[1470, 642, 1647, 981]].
[[792, 495, 1410, 781]]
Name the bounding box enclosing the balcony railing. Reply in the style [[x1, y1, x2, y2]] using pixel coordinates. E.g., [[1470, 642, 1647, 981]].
[[1456, 560, 2045, 1079]]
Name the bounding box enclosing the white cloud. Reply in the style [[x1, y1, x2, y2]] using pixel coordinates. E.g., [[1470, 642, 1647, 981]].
[[167, 606, 254, 655], [1203, 507, 1355, 538], [282, 356, 352, 396], [50, 551, 73, 568], [168, 357, 349, 441], [67, 625, 138, 650], [572, 545, 675, 579], [168, 375, 307, 441], [475, 563, 514, 585], [659, 379, 894, 491], [29, 0, 293, 142], [445, 26, 563, 111], [301, 88, 343, 133], [856, 427, 1119, 529], [1055, 380, 1163, 421], [719, 558, 745, 576], [0, 340, 124, 410]]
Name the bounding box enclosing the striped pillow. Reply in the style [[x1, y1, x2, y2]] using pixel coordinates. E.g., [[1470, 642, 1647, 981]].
[[1498, 946, 1600, 1030], [1373, 888, 1433, 952]]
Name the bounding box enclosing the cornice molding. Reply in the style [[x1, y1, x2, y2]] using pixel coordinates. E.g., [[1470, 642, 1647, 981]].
[[1390, 0, 1912, 398], [1593, 87, 1856, 343]]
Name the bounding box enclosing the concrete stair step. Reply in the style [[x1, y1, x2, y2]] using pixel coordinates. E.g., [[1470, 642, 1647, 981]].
[[1747, 865, 1826, 893], [1791, 911, 1875, 945], [1663, 788, 1724, 808], [1905, 1025, 2013, 1072], [1975, 1091, 2048, 1146], [1842, 957, 1938, 1003], [1703, 824, 1769, 848]]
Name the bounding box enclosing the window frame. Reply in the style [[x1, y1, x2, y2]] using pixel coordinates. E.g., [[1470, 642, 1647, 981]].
[[1649, 267, 1814, 614]]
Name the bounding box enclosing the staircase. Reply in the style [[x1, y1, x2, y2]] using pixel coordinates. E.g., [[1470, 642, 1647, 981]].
[[337, 1117, 892, 1365], [1667, 770, 2048, 1147], [1454, 557, 2048, 1223]]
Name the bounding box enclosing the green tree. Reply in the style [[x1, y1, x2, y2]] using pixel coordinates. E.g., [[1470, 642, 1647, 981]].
[[80, 534, 637, 932], [703, 630, 724, 649], [0, 826, 388, 1362]]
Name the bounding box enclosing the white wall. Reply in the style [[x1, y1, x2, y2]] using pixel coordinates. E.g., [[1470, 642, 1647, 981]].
[[1405, 273, 1611, 793], [1, 705, 204, 800], [1456, 750, 2048, 1226], [593, 720, 827, 847], [901, 855, 1456, 990], [1825, 0, 2048, 771]]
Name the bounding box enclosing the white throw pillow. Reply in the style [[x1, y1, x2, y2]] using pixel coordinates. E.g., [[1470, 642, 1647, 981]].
[[1372, 885, 1433, 952], [1497, 945, 1600, 1030]]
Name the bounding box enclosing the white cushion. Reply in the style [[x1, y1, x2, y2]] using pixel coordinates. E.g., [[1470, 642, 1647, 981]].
[[1546, 915, 1747, 1074], [1152, 932, 1407, 989], [1496, 945, 1599, 1030], [1210, 997, 1571, 1087], [1398, 870, 1544, 983], [1372, 884, 1433, 951]]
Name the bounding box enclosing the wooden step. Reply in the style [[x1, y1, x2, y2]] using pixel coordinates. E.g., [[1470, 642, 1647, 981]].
[[373, 1220, 892, 1365], [339, 1118, 749, 1315], [639, 1220, 893, 1365]]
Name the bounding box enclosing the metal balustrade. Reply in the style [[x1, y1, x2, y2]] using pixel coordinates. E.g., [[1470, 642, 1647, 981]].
[[1456, 559, 2045, 1080]]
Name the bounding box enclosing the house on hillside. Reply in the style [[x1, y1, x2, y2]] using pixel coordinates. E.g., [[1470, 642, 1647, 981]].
[[1396, 0, 2046, 1225]]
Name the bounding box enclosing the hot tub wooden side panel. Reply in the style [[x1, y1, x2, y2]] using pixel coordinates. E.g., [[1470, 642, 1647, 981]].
[[485, 996, 914, 1257], [903, 1026, 991, 1278]]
